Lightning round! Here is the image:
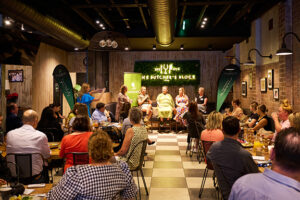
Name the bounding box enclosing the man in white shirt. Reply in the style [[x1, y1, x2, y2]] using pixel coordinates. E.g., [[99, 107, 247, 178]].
[[6, 109, 50, 183]]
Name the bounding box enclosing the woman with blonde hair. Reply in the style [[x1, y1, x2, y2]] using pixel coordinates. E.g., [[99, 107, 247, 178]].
[[48, 130, 137, 199], [174, 87, 189, 123], [77, 83, 105, 117], [116, 85, 131, 121], [201, 111, 224, 142], [288, 112, 300, 130], [138, 86, 152, 121], [271, 99, 292, 141]]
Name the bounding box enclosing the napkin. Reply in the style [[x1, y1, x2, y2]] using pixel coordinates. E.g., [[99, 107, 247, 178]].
[[27, 183, 46, 188], [23, 189, 35, 195]]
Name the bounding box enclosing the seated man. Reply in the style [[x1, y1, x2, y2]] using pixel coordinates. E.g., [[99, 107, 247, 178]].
[[6, 109, 51, 183], [229, 127, 300, 200], [207, 116, 259, 199], [156, 86, 175, 121], [138, 86, 152, 121], [6, 103, 23, 133], [92, 102, 111, 123]]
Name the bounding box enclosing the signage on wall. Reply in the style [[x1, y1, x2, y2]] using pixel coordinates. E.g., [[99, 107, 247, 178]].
[[134, 60, 200, 86]]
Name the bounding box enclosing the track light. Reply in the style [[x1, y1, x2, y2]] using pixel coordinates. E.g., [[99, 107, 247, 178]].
[[180, 44, 184, 50], [153, 45, 156, 50], [4, 17, 13, 26], [204, 18, 208, 21], [74, 48, 79, 51], [95, 20, 100, 24], [124, 46, 129, 51]]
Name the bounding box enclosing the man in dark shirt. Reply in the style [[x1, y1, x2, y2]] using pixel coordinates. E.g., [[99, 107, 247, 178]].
[[6, 103, 23, 133], [207, 116, 259, 199]]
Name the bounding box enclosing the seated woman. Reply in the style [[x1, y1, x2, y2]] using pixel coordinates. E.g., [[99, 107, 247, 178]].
[[246, 101, 259, 128], [195, 87, 208, 114], [271, 99, 292, 141], [289, 112, 300, 130], [231, 99, 244, 120], [156, 86, 175, 121], [252, 105, 274, 132], [49, 103, 64, 123], [47, 130, 137, 200], [201, 111, 224, 142], [65, 103, 81, 129], [183, 102, 206, 150], [115, 107, 152, 170], [138, 86, 152, 121], [69, 103, 92, 129], [37, 106, 64, 141], [174, 87, 189, 123], [60, 117, 93, 172]]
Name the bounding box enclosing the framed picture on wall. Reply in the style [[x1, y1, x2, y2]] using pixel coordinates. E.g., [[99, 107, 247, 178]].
[[249, 71, 253, 89], [273, 88, 279, 100], [260, 78, 267, 92], [8, 70, 23, 82], [267, 69, 274, 89], [242, 81, 247, 96]]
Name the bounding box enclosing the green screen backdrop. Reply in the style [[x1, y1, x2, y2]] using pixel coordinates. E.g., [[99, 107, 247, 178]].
[[124, 72, 142, 107], [134, 60, 200, 86]]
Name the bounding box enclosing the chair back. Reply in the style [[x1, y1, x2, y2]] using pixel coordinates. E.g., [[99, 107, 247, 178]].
[[127, 139, 148, 171], [6, 153, 44, 179], [201, 141, 214, 170], [211, 162, 231, 200], [66, 152, 89, 165]]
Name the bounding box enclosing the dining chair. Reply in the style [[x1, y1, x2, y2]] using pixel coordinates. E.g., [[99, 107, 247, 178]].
[[6, 153, 45, 184], [65, 152, 89, 166], [127, 139, 148, 200], [199, 141, 218, 198], [211, 162, 231, 200]]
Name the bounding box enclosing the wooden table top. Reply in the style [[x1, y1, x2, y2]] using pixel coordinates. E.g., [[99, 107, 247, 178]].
[[25, 183, 53, 195], [247, 148, 271, 172]]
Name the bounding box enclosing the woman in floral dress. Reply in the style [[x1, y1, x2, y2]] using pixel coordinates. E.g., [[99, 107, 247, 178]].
[[174, 87, 189, 123]]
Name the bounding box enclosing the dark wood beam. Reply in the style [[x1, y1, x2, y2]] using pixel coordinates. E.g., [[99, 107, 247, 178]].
[[196, 5, 208, 29], [110, 0, 130, 29], [72, 3, 147, 9], [135, 0, 148, 29], [179, 0, 187, 28], [181, 1, 253, 6], [85, 0, 115, 29], [230, 2, 256, 25], [213, 5, 231, 27], [72, 8, 99, 30]]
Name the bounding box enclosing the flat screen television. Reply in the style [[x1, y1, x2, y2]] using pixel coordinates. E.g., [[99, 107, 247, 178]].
[[8, 70, 23, 82]]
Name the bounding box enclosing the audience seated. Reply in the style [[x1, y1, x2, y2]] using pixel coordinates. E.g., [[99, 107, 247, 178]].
[[65, 103, 81, 128], [138, 86, 152, 121], [69, 103, 92, 128], [121, 115, 144, 136], [207, 116, 259, 199], [6, 102, 23, 133], [201, 111, 224, 142], [37, 106, 64, 141], [6, 110, 51, 183], [246, 101, 259, 128], [174, 87, 189, 123], [183, 102, 205, 150], [119, 102, 131, 122], [47, 130, 137, 199], [115, 107, 153, 170], [49, 102, 64, 123], [229, 127, 300, 200], [288, 112, 300, 130], [231, 99, 244, 120], [92, 102, 111, 123], [157, 86, 175, 121], [60, 117, 93, 172], [252, 105, 274, 133], [271, 99, 292, 141]]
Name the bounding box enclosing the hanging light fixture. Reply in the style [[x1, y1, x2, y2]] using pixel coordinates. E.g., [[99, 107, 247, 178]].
[[180, 44, 184, 50], [99, 39, 106, 47], [111, 40, 118, 48], [244, 48, 272, 66], [153, 44, 156, 50], [106, 39, 112, 47], [276, 32, 300, 56]]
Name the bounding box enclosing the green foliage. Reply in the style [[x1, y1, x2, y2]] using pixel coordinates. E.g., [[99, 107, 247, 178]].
[[134, 60, 200, 86]]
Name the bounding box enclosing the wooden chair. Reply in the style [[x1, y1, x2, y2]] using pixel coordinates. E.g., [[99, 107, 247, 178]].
[[127, 139, 148, 200], [65, 152, 89, 166]]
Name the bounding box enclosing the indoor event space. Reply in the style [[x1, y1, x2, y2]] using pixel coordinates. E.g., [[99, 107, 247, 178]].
[[0, 0, 300, 199]]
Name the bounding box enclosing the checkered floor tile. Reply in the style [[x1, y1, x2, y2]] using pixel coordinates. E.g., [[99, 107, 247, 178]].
[[52, 131, 218, 199]]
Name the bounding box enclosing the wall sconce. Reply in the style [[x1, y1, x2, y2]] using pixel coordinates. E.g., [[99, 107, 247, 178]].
[[153, 44, 156, 50], [225, 56, 243, 66], [180, 44, 184, 50], [276, 32, 300, 56], [244, 48, 272, 66]]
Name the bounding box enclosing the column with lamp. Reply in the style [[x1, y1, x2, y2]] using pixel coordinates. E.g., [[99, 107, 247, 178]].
[[243, 48, 272, 66]]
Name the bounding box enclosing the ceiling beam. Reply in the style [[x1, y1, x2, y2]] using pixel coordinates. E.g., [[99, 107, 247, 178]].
[[196, 5, 208, 29], [135, 0, 148, 29], [110, 0, 130, 29], [72, 8, 99, 30], [85, 0, 115, 29], [179, 0, 187, 28], [213, 5, 231, 27], [72, 1, 254, 9], [230, 2, 256, 25]]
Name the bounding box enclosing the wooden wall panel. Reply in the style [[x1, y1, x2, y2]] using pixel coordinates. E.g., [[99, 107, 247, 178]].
[[32, 43, 68, 117], [109, 51, 229, 103], [5, 65, 32, 108]]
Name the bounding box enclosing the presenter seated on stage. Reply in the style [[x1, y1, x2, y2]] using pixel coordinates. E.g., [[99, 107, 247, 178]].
[[195, 87, 208, 114], [156, 86, 175, 122], [138, 86, 152, 121]]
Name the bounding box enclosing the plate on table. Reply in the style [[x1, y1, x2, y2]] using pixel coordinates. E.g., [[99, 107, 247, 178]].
[[241, 143, 253, 148]]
